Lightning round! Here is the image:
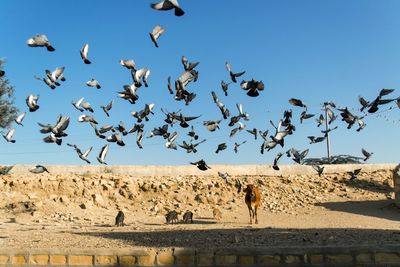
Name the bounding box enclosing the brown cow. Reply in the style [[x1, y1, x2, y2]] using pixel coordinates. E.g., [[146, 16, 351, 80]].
[[244, 184, 261, 224]]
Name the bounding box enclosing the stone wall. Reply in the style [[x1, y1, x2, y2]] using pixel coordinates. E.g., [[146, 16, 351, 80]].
[[6, 163, 397, 176], [1, 246, 400, 266]]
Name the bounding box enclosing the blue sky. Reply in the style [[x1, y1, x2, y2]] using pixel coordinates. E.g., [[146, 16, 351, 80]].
[[0, 0, 399, 165]]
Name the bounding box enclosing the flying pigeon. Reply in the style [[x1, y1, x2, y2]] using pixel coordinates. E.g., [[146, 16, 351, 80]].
[[114, 121, 128, 136], [211, 91, 230, 119], [308, 135, 326, 144], [358, 96, 369, 112], [312, 165, 324, 177], [215, 143, 227, 153], [86, 79, 101, 89], [97, 144, 109, 165], [45, 67, 66, 85], [78, 114, 98, 124], [2, 128, 16, 143], [167, 112, 200, 128], [230, 122, 246, 138], [29, 165, 49, 174], [233, 141, 247, 153], [26, 34, 55, 51], [240, 79, 264, 97], [80, 43, 91, 64], [81, 101, 94, 113], [178, 139, 206, 153], [348, 168, 362, 180], [34, 75, 56, 89], [106, 133, 125, 146], [288, 98, 306, 109], [190, 159, 211, 171], [203, 120, 221, 132], [43, 133, 62, 145], [225, 62, 245, 83], [300, 111, 315, 124], [100, 100, 113, 117], [72, 97, 85, 112], [221, 80, 231, 96], [315, 114, 325, 127], [150, 0, 185, 16], [181, 56, 199, 71], [120, 59, 136, 70], [361, 148, 373, 161], [246, 128, 257, 140], [187, 125, 199, 140], [272, 152, 283, 171], [26, 94, 40, 112], [131, 103, 155, 123], [147, 124, 169, 139], [165, 131, 178, 150], [14, 112, 26, 126], [149, 25, 166, 48], [132, 68, 151, 87]]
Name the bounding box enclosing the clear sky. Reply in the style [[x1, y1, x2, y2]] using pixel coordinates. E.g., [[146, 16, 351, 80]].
[[0, 0, 399, 166]]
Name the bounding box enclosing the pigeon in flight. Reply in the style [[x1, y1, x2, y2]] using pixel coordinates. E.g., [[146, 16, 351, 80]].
[[2, 128, 16, 143], [80, 43, 91, 64], [131, 103, 155, 123], [100, 100, 113, 117], [211, 91, 230, 119], [348, 168, 362, 180], [168, 112, 200, 128], [190, 159, 211, 171], [45, 67, 66, 85], [149, 25, 166, 48], [29, 165, 49, 174], [178, 139, 206, 153], [240, 79, 264, 97], [187, 125, 199, 140], [272, 152, 283, 171], [78, 114, 98, 124], [300, 111, 315, 124], [26, 94, 40, 112], [312, 165, 324, 177], [230, 122, 246, 138], [81, 101, 94, 113], [225, 62, 245, 83], [14, 112, 26, 126], [288, 98, 306, 109], [315, 114, 324, 127], [221, 80, 231, 96], [358, 96, 369, 112], [233, 141, 247, 153], [150, 0, 185, 16], [120, 59, 136, 70], [203, 120, 221, 132], [246, 128, 257, 140], [132, 67, 151, 87], [181, 56, 199, 71], [165, 131, 178, 150], [72, 97, 85, 112], [97, 144, 109, 165], [118, 83, 139, 104], [26, 34, 55, 51], [215, 143, 227, 153], [361, 148, 373, 161], [76, 146, 92, 164], [308, 135, 326, 144], [107, 133, 125, 146], [43, 133, 62, 145], [86, 79, 101, 89], [34, 75, 56, 89]]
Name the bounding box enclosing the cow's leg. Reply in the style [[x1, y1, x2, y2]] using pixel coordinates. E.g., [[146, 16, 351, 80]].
[[248, 208, 252, 224], [254, 207, 258, 224]]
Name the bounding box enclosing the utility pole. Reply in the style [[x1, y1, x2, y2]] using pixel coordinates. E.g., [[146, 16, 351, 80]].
[[324, 102, 332, 162]]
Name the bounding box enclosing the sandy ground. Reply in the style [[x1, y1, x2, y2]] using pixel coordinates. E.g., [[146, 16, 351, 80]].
[[0, 168, 399, 249]]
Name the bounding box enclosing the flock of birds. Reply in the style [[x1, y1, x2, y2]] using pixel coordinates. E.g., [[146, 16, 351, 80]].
[[1, 0, 400, 179]]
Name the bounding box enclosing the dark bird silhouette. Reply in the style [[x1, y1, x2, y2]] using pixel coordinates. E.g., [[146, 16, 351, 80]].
[[150, 0, 185, 16], [225, 62, 245, 83], [190, 159, 211, 171], [348, 168, 362, 180]]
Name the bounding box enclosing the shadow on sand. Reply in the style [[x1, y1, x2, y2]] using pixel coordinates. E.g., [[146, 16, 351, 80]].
[[320, 199, 400, 221]]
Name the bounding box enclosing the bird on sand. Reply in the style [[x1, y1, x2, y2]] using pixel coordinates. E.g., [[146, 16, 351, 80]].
[[26, 34, 55, 51], [150, 0, 185, 16], [29, 165, 49, 174], [218, 172, 230, 183], [190, 159, 211, 171]]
